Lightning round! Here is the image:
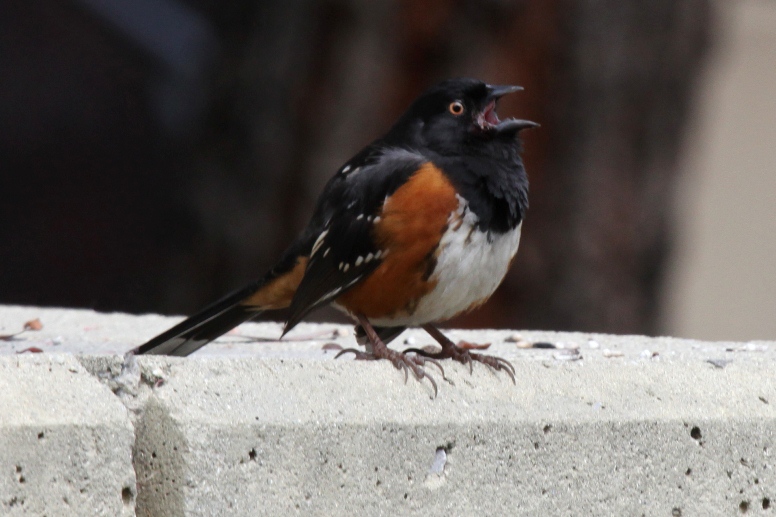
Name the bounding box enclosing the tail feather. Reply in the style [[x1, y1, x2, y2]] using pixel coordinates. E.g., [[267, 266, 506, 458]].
[[136, 245, 311, 356], [135, 282, 263, 356]]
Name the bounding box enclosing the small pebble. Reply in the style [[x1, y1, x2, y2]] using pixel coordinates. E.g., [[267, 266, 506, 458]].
[[504, 333, 524, 343], [404, 336, 417, 346], [429, 448, 447, 475], [587, 339, 600, 349], [553, 349, 581, 361], [602, 349, 624, 358]]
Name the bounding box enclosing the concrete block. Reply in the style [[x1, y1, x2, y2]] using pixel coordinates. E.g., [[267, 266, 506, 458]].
[[0, 354, 136, 516], [132, 355, 776, 516], [3, 306, 776, 515]]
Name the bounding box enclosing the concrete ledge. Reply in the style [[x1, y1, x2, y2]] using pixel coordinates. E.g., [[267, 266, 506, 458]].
[[0, 354, 136, 516], [2, 305, 776, 515]]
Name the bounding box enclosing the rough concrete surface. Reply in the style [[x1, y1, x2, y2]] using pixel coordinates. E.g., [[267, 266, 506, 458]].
[[0, 353, 136, 516], [2, 305, 776, 516]]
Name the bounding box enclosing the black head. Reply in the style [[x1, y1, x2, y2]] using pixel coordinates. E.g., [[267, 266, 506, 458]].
[[383, 78, 538, 154]]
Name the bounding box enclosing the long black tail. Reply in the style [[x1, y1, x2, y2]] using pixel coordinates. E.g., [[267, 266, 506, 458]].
[[135, 281, 264, 356], [135, 236, 313, 356]]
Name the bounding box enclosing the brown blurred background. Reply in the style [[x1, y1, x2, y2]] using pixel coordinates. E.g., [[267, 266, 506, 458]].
[[1, 0, 772, 339]]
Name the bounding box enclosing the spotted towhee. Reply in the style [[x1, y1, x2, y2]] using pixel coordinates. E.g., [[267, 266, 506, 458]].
[[136, 78, 537, 393]]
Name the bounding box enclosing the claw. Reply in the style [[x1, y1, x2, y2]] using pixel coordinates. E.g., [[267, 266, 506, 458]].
[[424, 371, 438, 398], [417, 324, 517, 384], [402, 349, 447, 379], [334, 347, 372, 360], [469, 353, 516, 384], [340, 315, 441, 398]]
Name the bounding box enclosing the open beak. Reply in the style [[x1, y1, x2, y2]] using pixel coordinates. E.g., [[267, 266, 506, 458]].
[[476, 84, 539, 134], [487, 84, 524, 99]]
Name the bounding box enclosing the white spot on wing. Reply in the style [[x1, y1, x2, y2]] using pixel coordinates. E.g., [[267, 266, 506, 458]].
[[311, 230, 329, 256], [355, 256, 364, 266], [343, 263, 350, 272]]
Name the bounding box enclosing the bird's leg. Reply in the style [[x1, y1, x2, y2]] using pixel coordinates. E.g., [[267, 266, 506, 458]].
[[335, 315, 442, 396], [404, 324, 515, 383]]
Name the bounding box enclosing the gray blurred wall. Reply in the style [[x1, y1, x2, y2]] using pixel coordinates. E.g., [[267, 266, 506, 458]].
[[665, 0, 776, 340]]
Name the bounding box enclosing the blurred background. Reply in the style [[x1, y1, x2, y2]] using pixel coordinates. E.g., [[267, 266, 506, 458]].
[[1, 0, 774, 341]]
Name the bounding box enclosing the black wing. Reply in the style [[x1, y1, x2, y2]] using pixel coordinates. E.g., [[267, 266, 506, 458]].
[[283, 148, 426, 333]]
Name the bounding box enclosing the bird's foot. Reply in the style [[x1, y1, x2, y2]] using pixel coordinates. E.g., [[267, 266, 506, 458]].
[[335, 346, 442, 397], [411, 325, 516, 384]]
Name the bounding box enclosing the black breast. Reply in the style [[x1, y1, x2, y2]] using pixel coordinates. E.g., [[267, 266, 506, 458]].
[[432, 139, 528, 234]]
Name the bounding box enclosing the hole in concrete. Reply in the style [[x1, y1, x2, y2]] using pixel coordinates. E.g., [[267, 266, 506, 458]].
[[15, 465, 21, 473], [37, 432, 44, 440], [671, 507, 682, 516], [760, 396, 769, 404], [690, 427, 702, 440], [740, 501, 749, 513], [404, 493, 408, 499], [534, 442, 539, 450], [18, 476, 25, 484], [543, 425, 552, 434], [121, 487, 133, 505], [685, 468, 692, 476], [248, 449, 257, 461], [763, 498, 771, 510]]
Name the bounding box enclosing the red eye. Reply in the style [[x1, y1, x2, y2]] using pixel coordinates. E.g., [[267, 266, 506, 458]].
[[448, 101, 464, 116]]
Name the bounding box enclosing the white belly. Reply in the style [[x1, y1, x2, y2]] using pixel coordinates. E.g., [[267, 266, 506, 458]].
[[371, 197, 522, 327]]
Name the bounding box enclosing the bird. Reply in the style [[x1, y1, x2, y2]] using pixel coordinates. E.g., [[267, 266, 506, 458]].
[[135, 77, 537, 394]]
